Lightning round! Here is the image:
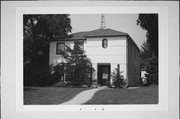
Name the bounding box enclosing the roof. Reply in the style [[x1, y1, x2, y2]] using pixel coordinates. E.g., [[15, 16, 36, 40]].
[[70, 28, 128, 40], [51, 28, 139, 51]]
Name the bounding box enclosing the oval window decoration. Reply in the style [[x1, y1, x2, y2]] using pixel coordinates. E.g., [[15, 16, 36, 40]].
[[102, 38, 108, 48]]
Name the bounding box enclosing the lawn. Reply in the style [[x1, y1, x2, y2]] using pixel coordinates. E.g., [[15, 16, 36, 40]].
[[24, 87, 89, 105], [84, 85, 158, 104]]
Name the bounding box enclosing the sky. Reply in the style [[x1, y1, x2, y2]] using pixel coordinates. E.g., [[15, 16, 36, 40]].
[[70, 14, 147, 49]]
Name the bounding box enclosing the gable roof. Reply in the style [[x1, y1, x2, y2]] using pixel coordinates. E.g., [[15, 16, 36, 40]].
[[70, 28, 128, 40]]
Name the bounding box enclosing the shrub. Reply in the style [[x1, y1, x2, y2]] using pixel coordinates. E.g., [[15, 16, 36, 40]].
[[111, 68, 126, 88], [146, 55, 158, 85], [50, 63, 65, 84], [53, 82, 67, 87], [24, 63, 66, 87], [24, 64, 52, 86], [71, 82, 86, 87]]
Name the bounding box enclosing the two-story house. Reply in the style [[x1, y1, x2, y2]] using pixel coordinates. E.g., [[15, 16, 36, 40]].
[[49, 28, 140, 86]]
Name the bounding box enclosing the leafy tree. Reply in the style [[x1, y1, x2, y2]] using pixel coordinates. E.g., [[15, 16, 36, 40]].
[[139, 41, 151, 70], [61, 41, 94, 87], [137, 14, 158, 85], [23, 14, 72, 86], [137, 14, 158, 57]]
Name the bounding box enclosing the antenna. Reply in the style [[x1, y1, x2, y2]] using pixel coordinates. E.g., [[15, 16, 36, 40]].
[[100, 14, 105, 29]]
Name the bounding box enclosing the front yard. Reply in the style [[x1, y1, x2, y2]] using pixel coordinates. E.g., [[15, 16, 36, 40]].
[[24, 85, 158, 105], [84, 85, 158, 104], [24, 87, 89, 105]]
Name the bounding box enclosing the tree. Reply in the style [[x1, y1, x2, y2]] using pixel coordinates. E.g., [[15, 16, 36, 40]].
[[61, 41, 94, 87], [111, 68, 126, 88], [137, 14, 158, 57], [146, 55, 158, 84], [137, 14, 158, 85], [139, 41, 151, 70], [23, 14, 72, 86]]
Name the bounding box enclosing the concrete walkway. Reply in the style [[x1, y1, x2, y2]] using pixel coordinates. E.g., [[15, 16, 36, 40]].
[[61, 86, 107, 105]]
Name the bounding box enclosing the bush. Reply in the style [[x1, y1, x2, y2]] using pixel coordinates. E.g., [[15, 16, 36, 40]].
[[35, 67, 52, 86], [24, 63, 65, 87], [24, 64, 52, 86], [53, 82, 68, 87], [111, 68, 126, 88], [146, 55, 158, 85], [71, 82, 86, 87], [50, 63, 65, 84]]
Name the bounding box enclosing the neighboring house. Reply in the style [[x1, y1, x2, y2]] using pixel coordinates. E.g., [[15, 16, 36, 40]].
[[49, 28, 140, 86]]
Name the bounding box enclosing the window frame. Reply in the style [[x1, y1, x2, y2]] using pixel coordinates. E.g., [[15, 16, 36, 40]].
[[102, 38, 108, 49], [56, 42, 65, 55]]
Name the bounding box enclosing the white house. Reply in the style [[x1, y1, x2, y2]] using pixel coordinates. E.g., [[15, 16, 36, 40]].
[[49, 28, 140, 86]]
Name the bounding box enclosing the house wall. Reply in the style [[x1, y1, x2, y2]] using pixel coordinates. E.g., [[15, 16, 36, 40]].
[[127, 36, 140, 86], [49, 36, 141, 86], [85, 36, 127, 82], [49, 41, 74, 65]]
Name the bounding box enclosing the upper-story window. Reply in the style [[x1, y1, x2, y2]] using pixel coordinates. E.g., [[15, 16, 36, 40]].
[[102, 38, 108, 48], [56, 43, 65, 54], [74, 41, 84, 51]]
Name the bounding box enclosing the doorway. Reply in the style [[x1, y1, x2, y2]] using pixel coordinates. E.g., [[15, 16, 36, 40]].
[[97, 63, 111, 86]]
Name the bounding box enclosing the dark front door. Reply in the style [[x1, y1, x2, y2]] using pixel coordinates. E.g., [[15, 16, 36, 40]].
[[97, 64, 110, 86]]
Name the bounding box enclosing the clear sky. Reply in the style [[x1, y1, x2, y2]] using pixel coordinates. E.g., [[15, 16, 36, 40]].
[[70, 14, 147, 49]]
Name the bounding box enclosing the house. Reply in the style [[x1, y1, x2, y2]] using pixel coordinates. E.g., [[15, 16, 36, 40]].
[[49, 28, 140, 87]]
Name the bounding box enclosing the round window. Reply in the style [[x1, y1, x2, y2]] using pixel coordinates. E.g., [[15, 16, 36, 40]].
[[102, 38, 108, 48]]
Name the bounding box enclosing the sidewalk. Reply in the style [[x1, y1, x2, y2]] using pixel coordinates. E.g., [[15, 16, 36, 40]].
[[61, 86, 107, 105]]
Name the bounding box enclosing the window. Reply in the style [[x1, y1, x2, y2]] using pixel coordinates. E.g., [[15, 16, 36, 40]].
[[102, 38, 108, 48], [56, 43, 65, 54], [74, 41, 84, 51]]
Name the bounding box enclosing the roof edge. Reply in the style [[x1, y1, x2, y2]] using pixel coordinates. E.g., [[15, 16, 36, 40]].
[[127, 35, 140, 52]]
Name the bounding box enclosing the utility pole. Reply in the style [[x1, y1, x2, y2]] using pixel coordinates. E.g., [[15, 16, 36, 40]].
[[100, 14, 105, 29]]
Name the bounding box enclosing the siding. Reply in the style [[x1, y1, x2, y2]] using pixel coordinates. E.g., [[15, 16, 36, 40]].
[[49, 35, 140, 86], [49, 41, 74, 65], [86, 36, 127, 79], [127, 36, 140, 86]]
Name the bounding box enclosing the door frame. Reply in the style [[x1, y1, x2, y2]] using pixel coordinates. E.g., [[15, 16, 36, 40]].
[[97, 63, 111, 86]]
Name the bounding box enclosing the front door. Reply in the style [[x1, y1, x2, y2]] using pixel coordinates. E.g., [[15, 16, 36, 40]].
[[97, 64, 110, 86]]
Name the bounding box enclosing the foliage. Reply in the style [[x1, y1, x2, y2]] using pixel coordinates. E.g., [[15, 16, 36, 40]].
[[60, 41, 94, 87], [23, 14, 72, 86], [137, 14, 158, 57], [50, 63, 65, 84], [137, 14, 158, 85], [111, 68, 126, 88], [24, 64, 52, 86], [146, 55, 158, 84], [139, 41, 151, 70], [53, 82, 68, 87]]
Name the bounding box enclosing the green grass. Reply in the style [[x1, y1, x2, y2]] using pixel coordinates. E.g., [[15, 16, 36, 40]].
[[84, 85, 158, 104], [24, 87, 89, 105]]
